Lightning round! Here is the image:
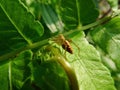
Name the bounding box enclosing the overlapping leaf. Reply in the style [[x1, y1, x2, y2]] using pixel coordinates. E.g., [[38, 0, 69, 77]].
[[32, 60, 70, 90], [0, 50, 32, 90], [0, 0, 44, 57], [59, 0, 99, 29], [11, 50, 32, 89], [39, 4, 64, 33], [0, 62, 9, 90], [90, 16, 120, 70], [66, 31, 116, 90]]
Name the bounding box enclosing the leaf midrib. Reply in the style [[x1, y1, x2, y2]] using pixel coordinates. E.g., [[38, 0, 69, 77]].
[[0, 2, 32, 45]]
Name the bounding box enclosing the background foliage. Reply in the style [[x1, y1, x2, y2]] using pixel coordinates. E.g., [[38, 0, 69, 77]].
[[0, 0, 120, 90]]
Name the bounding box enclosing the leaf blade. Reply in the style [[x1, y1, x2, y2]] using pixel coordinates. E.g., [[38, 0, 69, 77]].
[[59, 0, 99, 29], [90, 16, 120, 70], [0, 0, 44, 56], [67, 31, 116, 90], [0, 62, 9, 90]]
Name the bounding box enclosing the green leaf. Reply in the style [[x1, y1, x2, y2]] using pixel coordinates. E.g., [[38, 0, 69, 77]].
[[90, 16, 120, 70], [0, 62, 9, 90], [59, 0, 99, 29], [11, 50, 32, 89], [32, 60, 70, 90], [0, 50, 32, 90], [66, 31, 116, 90], [39, 4, 64, 33], [0, 0, 44, 56]]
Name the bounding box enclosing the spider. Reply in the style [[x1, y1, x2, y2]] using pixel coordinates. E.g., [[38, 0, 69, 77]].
[[52, 34, 73, 54]]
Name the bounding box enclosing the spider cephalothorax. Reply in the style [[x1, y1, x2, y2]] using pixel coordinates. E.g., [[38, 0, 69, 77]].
[[53, 34, 73, 54]]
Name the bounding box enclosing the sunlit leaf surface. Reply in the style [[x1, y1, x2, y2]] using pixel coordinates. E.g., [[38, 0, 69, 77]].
[[66, 31, 116, 90], [90, 16, 120, 70]]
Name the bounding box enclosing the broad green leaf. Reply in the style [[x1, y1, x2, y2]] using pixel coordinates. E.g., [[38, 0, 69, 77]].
[[90, 16, 120, 70], [107, 0, 118, 11], [66, 31, 116, 90], [0, 50, 32, 90], [0, 62, 9, 90], [0, 0, 44, 57], [18, 0, 64, 33], [59, 0, 99, 29], [31, 60, 70, 90], [11, 50, 32, 89], [39, 3, 64, 33]]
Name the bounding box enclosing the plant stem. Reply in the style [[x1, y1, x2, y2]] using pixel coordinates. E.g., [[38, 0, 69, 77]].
[[0, 38, 49, 61], [81, 16, 111, 30], [0, 16, 112, 61], [64, 16, 111, 36]]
